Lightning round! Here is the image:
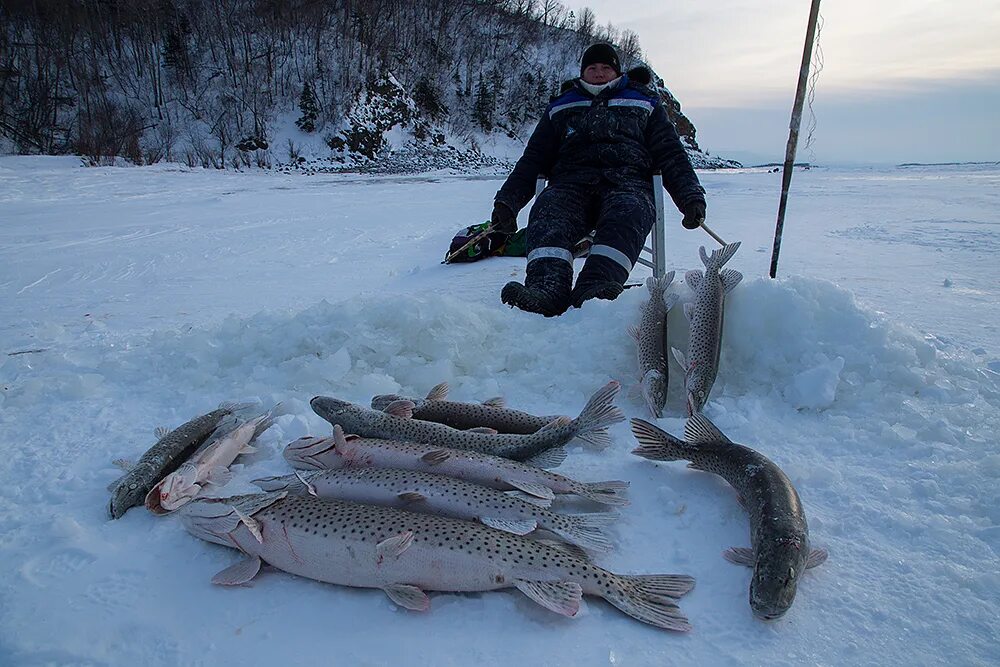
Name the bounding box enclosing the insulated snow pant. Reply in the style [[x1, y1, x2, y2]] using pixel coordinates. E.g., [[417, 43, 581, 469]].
[[526, 180, 657, 286]]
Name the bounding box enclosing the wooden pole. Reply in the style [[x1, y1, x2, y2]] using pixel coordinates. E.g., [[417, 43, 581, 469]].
[[769, 0, 822, 278]]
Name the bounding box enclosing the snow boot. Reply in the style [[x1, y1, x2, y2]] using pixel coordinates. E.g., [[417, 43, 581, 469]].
[[571, 254, 628, 308], [501, 257, 573, 317]]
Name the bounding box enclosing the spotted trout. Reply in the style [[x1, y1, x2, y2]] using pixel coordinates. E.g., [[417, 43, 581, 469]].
[[630, 414, 827, 620], [253, 464, 617, 553], [627, 272, 678, 418], [370, 383, 610, 449], [672, 242, 742, 415], [181, 491, 695, 631], [311, 381, 624, 465], [282, 427, 629, 507]]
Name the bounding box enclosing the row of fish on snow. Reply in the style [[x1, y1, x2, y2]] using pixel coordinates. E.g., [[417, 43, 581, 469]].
[[105, 241, 826, 632]]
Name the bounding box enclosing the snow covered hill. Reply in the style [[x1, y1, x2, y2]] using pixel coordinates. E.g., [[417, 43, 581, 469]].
[[0, 157, 998, 664]]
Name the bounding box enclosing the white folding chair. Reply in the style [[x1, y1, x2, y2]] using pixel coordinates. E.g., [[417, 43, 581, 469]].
[[532, 172, 667, 279]]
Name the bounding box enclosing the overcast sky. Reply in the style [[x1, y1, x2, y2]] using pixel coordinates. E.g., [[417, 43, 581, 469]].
[[564, 0, 1000, 164]]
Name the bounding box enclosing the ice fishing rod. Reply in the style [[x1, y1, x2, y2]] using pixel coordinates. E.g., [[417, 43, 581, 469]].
[[699, 221, 727, 247], [442, 224, 494, 264]]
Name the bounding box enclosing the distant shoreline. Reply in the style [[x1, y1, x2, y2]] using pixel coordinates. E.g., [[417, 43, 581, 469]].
[[898, 161, 1000, 167]]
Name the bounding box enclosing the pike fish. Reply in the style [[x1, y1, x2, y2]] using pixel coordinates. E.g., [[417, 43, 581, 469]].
[[311, 381, 624, 465], [253, 464, 617, 553], [283, 427, 629, 507], [181, 491, 695, 631], [627, 272, 679, 418], [145, 407, 277, 514], [631, 414, 827, 620], [370, 383, 611, 448], [672, 242, 742, 415], [107, 402, 243, 519]]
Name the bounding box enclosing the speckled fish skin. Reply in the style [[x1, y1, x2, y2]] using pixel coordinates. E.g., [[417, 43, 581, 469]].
[[674, 242, 742, 415], [181, 492, 695, 631], [630, 415, 827, 620], [372, 383, 571, 434], [108, 405, 236, 519], [282, 431, 629, 506], [629, 272, 678, 418], [311, 381, 623, 461], [252, 467, 617, 552]]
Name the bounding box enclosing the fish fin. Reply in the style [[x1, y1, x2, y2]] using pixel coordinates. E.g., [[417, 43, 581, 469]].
[[397, 491, 427, 504], [713, 241, 741, 269], [383, 584, 430, 611], [720, 268, 743, 294], [205, 466, 233, 486], [295, 471, 319, 496], [538, 415, 572, 432], [376, 531, 414, 560], [239, 443, 258, 455], [514, 580, 582, 617], [482, 396, 505, 408], [578, 481, 631, 507], [663, 292, 679, 311], [332, 425, 361, 462], [211, 556, 262, 586], [574, 427, 612, 450], [723, 547, 755, 566], [572, 381, 625, 444], [684, 414, 732, 445], [603, 574, 693, 632], [504, 491, 552, 508], [524, 446, 567, 469], [807, 548, 829, 569], [112, 458, 134, 471], [535, 540, 591, 562], [506, 480, 556, 501], [683, 302, 695, 323], [671, 347, 687, 369], [699, 245, 710, 267], [684, 269, 703, 291], [154, 426, 170, 439], [551, 516, 615, 553], [420, 449, 451, 465], [466, 426, 498, 434], [630, 418, 691, 462], [251, 474, 297, 493], [425, 382, 450, 401], [480, 517, 537, 535], [383, 400, 415, 419], [626, 325, 640, 342], [234, 507, 264, 543], [616, 573, 696, 599]]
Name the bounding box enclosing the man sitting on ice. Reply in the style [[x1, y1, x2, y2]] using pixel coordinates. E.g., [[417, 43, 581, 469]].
[[493, 43, 707, 316]]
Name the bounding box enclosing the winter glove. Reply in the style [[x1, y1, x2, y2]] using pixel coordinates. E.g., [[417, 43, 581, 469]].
[[681, 201, 707, 230], [491, 202, 518, 234]]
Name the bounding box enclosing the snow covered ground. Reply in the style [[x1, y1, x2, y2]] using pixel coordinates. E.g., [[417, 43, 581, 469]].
[[1, 156, 998, 665]]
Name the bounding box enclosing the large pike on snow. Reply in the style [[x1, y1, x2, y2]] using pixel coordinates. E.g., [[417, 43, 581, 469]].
[[631, 414, 827, 620], [370, 383, 610, 448], [181, 491, 695, 631], [107, 403, 244, 519], [282, 428, 629, 507], [311, 381, 624, 465], [253, 462, 616, 553], [628, 272, 679, 418], [672, 242, 742, 415]]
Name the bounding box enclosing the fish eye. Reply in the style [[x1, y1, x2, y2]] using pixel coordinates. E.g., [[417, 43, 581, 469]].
[[129, 483, 137, 490], [698, 390, 705, 398]]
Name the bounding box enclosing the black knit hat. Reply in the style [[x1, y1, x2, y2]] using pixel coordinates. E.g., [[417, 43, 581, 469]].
[[580, 43, 622, 76]]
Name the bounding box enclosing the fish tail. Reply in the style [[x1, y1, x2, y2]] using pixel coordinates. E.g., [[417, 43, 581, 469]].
[[602, 573, 695, 632], [549, 512, 618, 553], [702, 241, 741, 271], [571, 382, 625, 448], [574, 427, 611, 449], [645, 270, 676, 298], [630, 418, 695, 462], [577, 480, 631, 507]]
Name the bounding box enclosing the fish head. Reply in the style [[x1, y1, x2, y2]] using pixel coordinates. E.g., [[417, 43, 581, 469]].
[[683, 368, 711, 416], [179, 493, 263, 546], [108, 478, 147, 519], [310, 396, 365, 427], [157, 466, 198, 509], [371, 394, 422, 412], [283, 436, 345, 470], [748, 534, 809, 620], [640, 369, 667, 418], [160, 481, 202, 511]]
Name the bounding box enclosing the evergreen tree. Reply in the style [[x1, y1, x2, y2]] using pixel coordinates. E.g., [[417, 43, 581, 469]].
[[295, 82, 319, 133], [472, 79, 494, 132]]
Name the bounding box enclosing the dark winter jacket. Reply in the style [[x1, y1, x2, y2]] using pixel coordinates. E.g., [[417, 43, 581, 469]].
[[495, 67, 705, 215]]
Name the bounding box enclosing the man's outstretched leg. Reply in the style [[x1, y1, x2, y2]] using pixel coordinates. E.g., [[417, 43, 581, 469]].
[[501, 183, 590, 317], [571, 184, 655, 308]]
